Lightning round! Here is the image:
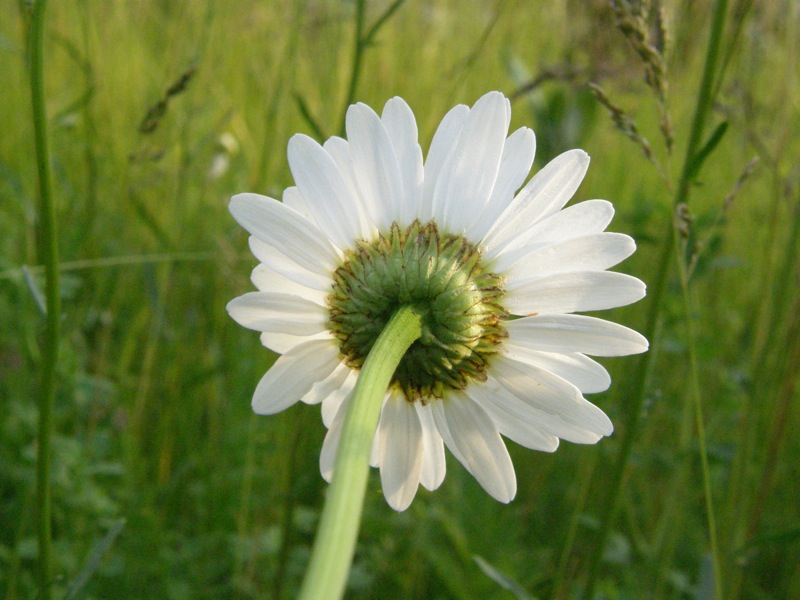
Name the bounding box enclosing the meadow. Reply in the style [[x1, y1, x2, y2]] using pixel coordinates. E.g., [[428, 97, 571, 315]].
[[1, 0, 798, 598]]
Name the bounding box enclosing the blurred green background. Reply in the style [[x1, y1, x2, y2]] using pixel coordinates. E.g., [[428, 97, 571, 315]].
[[1, 0, 798, 598]]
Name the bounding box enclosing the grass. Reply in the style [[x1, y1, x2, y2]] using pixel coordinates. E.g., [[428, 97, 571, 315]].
[[1, 0, 799, 598]]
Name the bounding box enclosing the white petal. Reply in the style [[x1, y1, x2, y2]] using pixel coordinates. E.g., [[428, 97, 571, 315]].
[[230, 194, 339, 275], [282, 186, 312, 221], [505, 271, 647, 315], [469, 127, 536, 241], [429, 399, 465, 465], [483, 149, 590, 255], [497, 232, 636, 279], [434, 92, 509, 233], [370, 421, 381, 468], [251, 339, 341, 415], [320, 390, 386, 481], [488, 199, 617, 261], [420, 103, 470, 222], [250, 263, 328, 306], [302, 360, 351, 405], [346, 103, 404, 230], [246, 238, 332, 322], [382, 97, 424, 224], [506, 314, 649, 356], [321, 369, 358, 427], [431, 394, 517, 503], [414, 402, 446, 491], [536, 199, 617, 250], [248, 236, 332, 292], [320, 393, 350, 482], [322, 136, 379, 238], [504, 346, 611, 394], [259, 330, 332, 355], [226, 291, 326, 335], [322, 136, 352, 176], [474, 374, 604, 444], [492, 355, 613, 436], [288, 134, 370, 250], [378, 393, 423, 511], [466, 382, 559, 452]]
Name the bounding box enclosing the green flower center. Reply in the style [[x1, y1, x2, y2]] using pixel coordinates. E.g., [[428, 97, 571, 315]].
[[326, 220, 508, 402]]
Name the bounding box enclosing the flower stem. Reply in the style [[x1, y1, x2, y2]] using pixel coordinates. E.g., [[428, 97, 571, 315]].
[[28, 0, 59, 598], [297, 304, 423, 600]]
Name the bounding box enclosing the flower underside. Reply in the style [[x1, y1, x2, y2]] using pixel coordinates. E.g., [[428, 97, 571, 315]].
[[327, 220, 508, 403]]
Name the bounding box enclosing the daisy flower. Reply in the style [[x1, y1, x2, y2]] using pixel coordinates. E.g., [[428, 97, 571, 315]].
[[227, 91, 647, 511]]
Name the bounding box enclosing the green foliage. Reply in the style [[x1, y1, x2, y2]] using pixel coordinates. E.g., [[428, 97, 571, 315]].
[[1, 0, 798, 598]]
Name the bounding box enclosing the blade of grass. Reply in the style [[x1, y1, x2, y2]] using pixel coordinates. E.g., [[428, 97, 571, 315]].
[[21, 266, 48, 316], [1, 251, 216, 281], [294, 92, 327, 142], [27, 0, 59, 598], [686, 121, 729, 182], [739, 287, 800, 557], [62, 519, 126, 600], [254, 0, 308, 190], [272, 410, 310, 600]]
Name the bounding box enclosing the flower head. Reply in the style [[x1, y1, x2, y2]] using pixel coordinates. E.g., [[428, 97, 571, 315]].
[[227, 91, 647, 511]]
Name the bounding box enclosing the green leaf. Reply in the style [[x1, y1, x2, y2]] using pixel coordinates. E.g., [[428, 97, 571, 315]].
[[62, 519, 126, 600], [22, 266, 47, 316], [294, 93, 327, 142], [474, 555, 537, 600], [688, 121, 728, 182]]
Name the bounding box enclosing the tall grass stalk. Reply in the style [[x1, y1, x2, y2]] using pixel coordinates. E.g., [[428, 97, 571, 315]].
[[745, 294, 800, 538], [337, 0, 405, 136], [233, 415, 259, 589], [272, 412, 310, 600], [0, 251, 215, 281], [673, 226, 722, 596], [28, 0, 59, 598], [297, 305, 422, 600], [583, 0, 730, 595], [729, 192, 800, 594], [76, 0, 99, 241], [254, 0, 307, 191], [553, 456, 597, 596], [337, 0, 366, 137]]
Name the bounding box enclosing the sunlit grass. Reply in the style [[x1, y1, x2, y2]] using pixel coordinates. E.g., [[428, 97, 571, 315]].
[[1, 0, 798, 598]]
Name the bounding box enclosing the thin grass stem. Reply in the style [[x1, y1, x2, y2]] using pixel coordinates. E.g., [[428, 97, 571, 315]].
[[337, 0, 405, 137], [673, 226, 723, 597], [273, 411, 310, 600], [0, 251, 216, 281], [338, 0, 366, 137], [28, 0, 58, 598]]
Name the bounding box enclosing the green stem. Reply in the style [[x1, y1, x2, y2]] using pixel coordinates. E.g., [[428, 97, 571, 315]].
[[677, 0, 730, 198], [338, 0, 366, 137], [336, 0, 405, 137], [583, 0, 729, 596], [297, 304, 423, 600], [673, 228, 722, 597], [29, 0, 59, 598], [273, 411, 309, 600]]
